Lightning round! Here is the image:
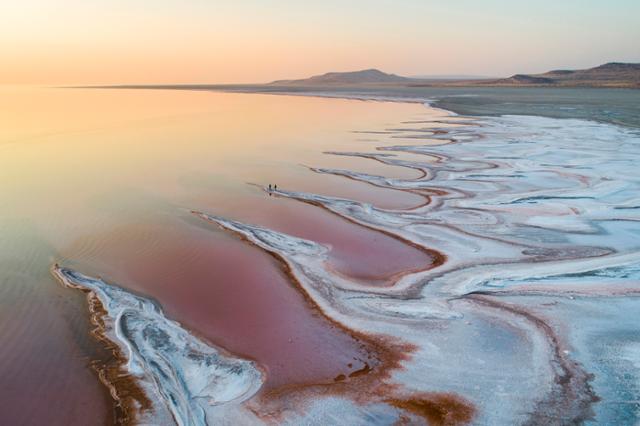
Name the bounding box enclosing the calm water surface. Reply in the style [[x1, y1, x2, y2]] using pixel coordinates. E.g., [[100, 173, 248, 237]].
[[0, 87, 438, 424]]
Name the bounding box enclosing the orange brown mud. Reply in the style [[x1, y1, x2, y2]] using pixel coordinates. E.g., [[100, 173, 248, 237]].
[[60, 217, 476, 423], [247, 316, 476, 426], [386, 394, 476, 426], [322, 151, 431, 180], [55, 221, 476, 425], [299, 163, 615, 267], [200, 214, 476, 425], [55, 133, 474, 424], [308, 167, 436, 208], [267, 194, 447, 277], [223, 193, 438, 285], [52, 265, 151, 425]]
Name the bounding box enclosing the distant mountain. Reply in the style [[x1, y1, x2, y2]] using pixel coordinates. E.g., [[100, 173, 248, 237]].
[[268, 63, 640, 88], [270, 69, 411, 85], [478, 62, 640, 88]]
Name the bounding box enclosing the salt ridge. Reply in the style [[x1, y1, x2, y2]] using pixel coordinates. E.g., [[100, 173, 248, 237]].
[[57, 103, 640, 424]]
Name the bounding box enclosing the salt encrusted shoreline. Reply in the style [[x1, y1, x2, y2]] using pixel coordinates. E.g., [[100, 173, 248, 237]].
[[53, 265, 265, 425], [58, 97, 640, 424]]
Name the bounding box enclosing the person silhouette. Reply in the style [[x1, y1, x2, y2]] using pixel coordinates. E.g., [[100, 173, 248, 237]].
[[268, 184, 272, 191], [274, 184, 278, 191]]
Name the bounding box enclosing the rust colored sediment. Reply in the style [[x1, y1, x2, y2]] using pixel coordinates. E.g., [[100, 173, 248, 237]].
[[309, 166, 434, 208], [386, 393, 476, 426], [52, 265, 151, 425], [51, 198, 463, 426], [196, 214, 475, 424], [322, 151, 431, 180], [251, 326, 477, 425], [271, 196, 447, 273]]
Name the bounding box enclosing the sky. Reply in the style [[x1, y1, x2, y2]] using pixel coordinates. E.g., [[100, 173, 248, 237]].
[[1, 0, 639, 84]]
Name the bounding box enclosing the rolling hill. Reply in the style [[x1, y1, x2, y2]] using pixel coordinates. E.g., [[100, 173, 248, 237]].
[[269, 63, 640, 88]]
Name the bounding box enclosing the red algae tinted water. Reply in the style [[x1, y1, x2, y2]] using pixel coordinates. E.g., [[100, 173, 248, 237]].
[[203, 194, 435, 285], [64, 219, 373, 390], [0, 87, 432, 422], [4, 85, 637, 424]]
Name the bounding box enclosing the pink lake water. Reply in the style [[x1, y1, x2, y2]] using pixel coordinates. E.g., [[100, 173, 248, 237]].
[[4, 86, 638, 425], [0, 87, 439, 424]]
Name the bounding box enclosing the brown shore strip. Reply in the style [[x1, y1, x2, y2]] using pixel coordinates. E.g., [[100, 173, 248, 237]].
[[50, 110, 480, 423], [52, 264, 152, 425], [386, 393, 476, 426], [305, 151, 616, 267], [195, 212, 476, 424], [246, 181, 444, 287], [323, 151, 431, 180], [263, 194, 447, 274], [308, 164, 437, 208], [53, 222, 475, 426]]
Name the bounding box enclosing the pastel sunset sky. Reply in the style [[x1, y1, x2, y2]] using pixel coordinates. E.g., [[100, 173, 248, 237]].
[[1, 0, 639, 84]]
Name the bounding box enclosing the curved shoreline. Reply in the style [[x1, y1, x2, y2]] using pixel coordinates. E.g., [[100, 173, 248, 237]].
[[56, 94, 640, 424], [52, 265, 266, 425]]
